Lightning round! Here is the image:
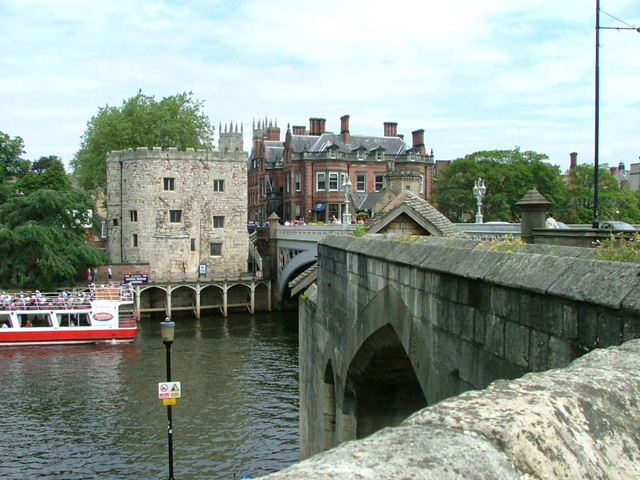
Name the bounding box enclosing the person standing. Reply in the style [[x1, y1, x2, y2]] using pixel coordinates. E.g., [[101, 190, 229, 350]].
[[545, 213, 559, 229], [93, 267, 98, 283], [107, 266, 113, 282]]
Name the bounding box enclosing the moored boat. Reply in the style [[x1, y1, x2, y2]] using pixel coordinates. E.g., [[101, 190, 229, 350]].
[[0, 284, 136, 346]]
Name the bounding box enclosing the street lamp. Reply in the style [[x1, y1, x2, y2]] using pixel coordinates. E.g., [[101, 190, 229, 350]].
[[342, 176, 352, 227], [472, 178, 487, 224], [160, 318, 176, 480], [592, 0, 640, 228]]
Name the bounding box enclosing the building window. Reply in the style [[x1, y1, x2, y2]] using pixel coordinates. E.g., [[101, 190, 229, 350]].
[[357, 150, 364, 160], [285, 173, 291, 193], [329, 172, 339, 191], [420, 174, 424, 194], [213, 216, 225, 228], [375, 174, 385, 191], [295, 172, 301, 192], [213, 179, 224, 192], [376, 151, 383, 161], [132, 233, 138, 247], [295, 203, 301, 219], [169, 210, 182, 223], [330, 149, 337, 159], [164, 177, 175, 191], [356, 173, 366, 192], [112, 218, 118, 226], [210, 242, 222, 256], [129, 210, 138, 222], [191, 238, 196, 251], [316, 172, 326, 192]]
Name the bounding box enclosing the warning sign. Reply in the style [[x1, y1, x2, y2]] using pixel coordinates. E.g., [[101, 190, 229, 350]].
[[158, 381, 182, 399]]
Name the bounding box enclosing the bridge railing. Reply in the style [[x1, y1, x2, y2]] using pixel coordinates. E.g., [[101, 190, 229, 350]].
[[277, 224, 355, 241]]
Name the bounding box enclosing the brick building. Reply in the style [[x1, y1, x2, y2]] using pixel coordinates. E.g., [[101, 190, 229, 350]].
[[106, 125, 249, 282], [248, 115, 438, 224]]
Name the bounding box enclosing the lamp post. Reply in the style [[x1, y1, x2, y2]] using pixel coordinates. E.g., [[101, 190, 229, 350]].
[[472, 178, 487, 224], [160, 318, 176, 480], [592, 0, 640, 228], [342, 176, 352, 227]]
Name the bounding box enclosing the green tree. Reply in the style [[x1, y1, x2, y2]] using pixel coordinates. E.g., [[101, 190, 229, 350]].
[[0, 131, 30, 183], [433, 148, 567, 222], [564, 164, 640, 223], [0, 189, 108, 289], [71, 90, 215, 194], [14, 158, 71, 196]]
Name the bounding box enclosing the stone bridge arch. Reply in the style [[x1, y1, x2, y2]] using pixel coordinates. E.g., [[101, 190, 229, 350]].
[[277, 242, 318, 301]]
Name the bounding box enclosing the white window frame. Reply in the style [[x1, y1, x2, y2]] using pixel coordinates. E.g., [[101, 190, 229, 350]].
[[295, 172, 301, 192], [329, 172, 339, 192], [316, 172, 326, 192]]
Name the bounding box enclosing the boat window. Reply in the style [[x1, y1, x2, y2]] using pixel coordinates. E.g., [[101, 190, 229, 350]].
[[20, 313, 53, 327], [57, 312, 91, 327], [0, 313, 12, 328]]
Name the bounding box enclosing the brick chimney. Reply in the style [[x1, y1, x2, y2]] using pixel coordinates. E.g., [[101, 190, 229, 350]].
[[570, 152, 577, 170], [341, 115, 351, 144], [292, 125, 307, 135], [266, 123, 280, 141], [384, 122, 398, 137], [309, 118, 327, 136], [411, 129, 426, 155]]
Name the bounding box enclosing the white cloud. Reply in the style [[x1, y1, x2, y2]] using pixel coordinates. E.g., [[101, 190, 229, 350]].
[[0, 0, 638, 172]]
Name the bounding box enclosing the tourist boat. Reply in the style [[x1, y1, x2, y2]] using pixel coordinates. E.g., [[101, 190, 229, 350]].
[[0, 284, 137, 346]]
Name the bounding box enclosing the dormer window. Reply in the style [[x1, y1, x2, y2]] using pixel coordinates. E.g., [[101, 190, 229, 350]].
[[357, 150, 364, 160], [376, 150, 384, 161], [330, 149, 337, 159]]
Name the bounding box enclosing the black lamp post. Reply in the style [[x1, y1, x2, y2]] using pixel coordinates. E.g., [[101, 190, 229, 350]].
[[593, 0, 640, 228], [160, 318, 176, 480]]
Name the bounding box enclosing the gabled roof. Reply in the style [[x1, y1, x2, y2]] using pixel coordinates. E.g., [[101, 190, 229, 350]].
[[290, 133, 407, 155], [352, 191, 388, 211], [367, 190, 464, 237]]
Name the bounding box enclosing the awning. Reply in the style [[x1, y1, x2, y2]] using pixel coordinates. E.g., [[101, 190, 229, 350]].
[[312, 202, 327, 212]]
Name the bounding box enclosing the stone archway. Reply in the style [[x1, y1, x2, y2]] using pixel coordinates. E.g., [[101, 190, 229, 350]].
[[345, 324, 427, 439]]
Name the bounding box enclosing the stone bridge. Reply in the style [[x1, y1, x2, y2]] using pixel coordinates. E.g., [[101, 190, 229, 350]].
[[297, 235, 640, 460]]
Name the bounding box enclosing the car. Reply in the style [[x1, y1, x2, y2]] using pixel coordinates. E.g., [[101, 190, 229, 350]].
[[600, 221, 636, 232]]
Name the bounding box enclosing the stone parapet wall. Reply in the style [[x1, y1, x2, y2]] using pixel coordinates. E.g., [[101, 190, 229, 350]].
[[297, 234, 640, 459], [263, 339, 640, 479]]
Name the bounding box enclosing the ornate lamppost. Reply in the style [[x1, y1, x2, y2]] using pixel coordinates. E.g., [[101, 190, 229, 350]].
[[472, 178, 487, 224], [160, 318, 176, 480], [342, 176, 352, 227]]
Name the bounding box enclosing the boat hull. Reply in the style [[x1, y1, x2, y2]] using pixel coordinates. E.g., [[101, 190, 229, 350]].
[[0, 327, 137, 346]]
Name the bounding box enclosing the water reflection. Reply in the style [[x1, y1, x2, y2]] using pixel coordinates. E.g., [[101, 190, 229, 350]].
[[0, 312, 299, 479]]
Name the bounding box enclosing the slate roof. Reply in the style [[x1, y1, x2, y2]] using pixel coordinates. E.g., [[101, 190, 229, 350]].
[[352, 192, 388, 211], [290, 133, 407, 155], [367, 190, 465, 238]]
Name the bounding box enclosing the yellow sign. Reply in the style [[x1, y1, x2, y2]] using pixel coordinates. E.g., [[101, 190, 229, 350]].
[[163, 398, 177, 406]]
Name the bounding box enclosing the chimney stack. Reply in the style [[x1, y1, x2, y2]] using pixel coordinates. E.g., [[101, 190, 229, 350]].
[[570, 152, 578, 170], [341, 115, 351, 144], [309, 117, 326, 136], [384, 122, 398, 137], [292, 125, 307, 135], [411, 129, 426, 155]]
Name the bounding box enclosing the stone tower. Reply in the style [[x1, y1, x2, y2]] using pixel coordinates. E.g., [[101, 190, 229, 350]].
[[218, 121, 244, 153]]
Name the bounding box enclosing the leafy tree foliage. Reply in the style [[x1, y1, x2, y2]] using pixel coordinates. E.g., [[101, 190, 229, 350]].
[[563, 164, 640, 223], [433, 148, 566, 222], [0, 131, 30, 183], [0, 189, 108, 289], [71, 90, 215, 194], [15, 158, 71, 196]]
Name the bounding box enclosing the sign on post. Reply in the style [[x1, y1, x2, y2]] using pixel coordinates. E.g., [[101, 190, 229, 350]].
[[158, 381, 182, 399]]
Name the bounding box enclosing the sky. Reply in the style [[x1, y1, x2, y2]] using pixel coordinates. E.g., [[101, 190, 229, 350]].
[[1, 0, 638, 173]]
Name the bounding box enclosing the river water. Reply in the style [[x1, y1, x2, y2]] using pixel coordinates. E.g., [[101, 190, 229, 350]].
[[0, 312, 300, 479]]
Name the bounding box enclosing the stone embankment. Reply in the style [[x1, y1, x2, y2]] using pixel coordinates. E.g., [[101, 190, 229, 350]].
[[262, 339, 640, 479]]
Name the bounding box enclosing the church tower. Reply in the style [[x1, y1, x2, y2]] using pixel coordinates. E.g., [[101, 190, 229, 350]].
[[218, 121, 244, 153]]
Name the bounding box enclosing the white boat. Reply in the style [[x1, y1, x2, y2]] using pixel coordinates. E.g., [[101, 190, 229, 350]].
[[0, 284, 137, 346]]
